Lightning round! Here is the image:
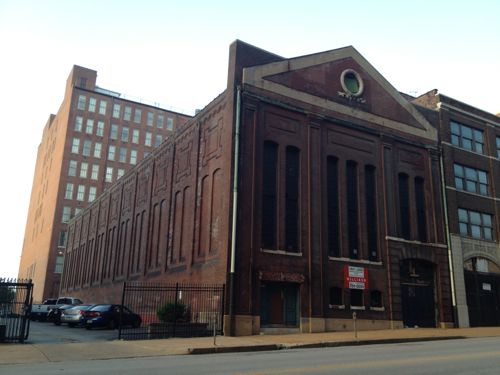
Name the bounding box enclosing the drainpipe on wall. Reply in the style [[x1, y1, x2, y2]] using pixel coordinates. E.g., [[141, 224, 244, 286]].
[[228, 85, 242, 336], [440, 151, 458, 327]]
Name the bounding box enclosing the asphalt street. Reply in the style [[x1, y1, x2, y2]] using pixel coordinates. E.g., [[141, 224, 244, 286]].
[[2, 336, 500, 375]]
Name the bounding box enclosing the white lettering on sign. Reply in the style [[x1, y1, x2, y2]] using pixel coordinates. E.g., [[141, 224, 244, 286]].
[[349, 282, 365, 290], [348, 266, 364, 278]]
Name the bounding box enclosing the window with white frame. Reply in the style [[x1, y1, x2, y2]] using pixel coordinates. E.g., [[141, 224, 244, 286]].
[[105, 167, 113, 182], [167, 117, 173, 130], [99, 100, 107, 115], [76, 185, 85, 201], [121, 127, 129, 142], [155, 134, 162, 147], [110, 124, 118, 140], [74, 116, 83, 132], [68, 160, 77, 176], [77, 95, 86, 110], [450, 121, 484, 154], [88, 186, 97, 202], [124, 106, 132, 121], [132, 129, 139, 144], [96, 121, 104, 137], [458, 208, 493, 240], [130, 150, 137, 165], [157, 114, 164, 128], [74, 208, 82, 217], [454, 163, 488, 195], [145, 132, 152, 146], [71, 138, 80, 154], [85, 119, 94, 134], [94, 142, 102, 158], [65, 183, 74, 199], [117, 168, 125, 179], [88, 97, 97, 112], [147, 112, 154, 126], [62, 206, 71, 223], [54, 256, 64, 274], [108, 145, 116, 161], [91, 164, 99, 180], [134, 108, 142, 123], [119, 147, 127, 163], [113, 103, 121, 118], [80, 162, 88, 178], [58, 231, 67, 248], [82, 140, 92, 156]]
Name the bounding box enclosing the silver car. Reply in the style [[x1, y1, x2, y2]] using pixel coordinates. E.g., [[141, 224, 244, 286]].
[[60, 305, 95, 327]]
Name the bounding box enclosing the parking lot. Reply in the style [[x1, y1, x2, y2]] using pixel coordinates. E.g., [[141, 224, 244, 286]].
[[26, 320, 118, 344]]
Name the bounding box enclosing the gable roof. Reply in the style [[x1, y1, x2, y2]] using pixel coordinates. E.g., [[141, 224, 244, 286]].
[[242, 46, 437, 141]]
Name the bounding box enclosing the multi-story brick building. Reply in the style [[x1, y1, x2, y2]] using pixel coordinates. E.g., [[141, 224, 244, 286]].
[[414, 91, 500, 327], [60, 41, 454, 335], [18, 65, 191, 303]]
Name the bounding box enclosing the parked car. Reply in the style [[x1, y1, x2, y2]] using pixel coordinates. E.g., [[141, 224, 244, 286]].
[[30, 299, 57, 321], [31, 297, 84, 321], [48, 304, 74, 325], [60, 304, 95, 327], [82, 304, 141, 330]]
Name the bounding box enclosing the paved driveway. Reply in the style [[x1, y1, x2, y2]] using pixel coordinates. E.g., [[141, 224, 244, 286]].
[[26, 320, 117, 344]]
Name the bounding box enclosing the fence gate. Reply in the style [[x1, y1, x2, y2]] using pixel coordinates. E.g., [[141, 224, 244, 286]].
[[119, 282, 225, 340], [0, 278, 33, 343]]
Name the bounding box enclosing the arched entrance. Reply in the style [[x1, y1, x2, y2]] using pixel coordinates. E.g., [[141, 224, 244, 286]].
[[464, 257, 500, 326], [400, 259, 436, 328]]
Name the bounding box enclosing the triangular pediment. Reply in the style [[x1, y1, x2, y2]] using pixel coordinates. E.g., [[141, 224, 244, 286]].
[[242, 46, 436, 141]]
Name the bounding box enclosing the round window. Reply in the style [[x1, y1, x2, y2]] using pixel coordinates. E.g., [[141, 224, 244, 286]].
[[340, 69, 364, 97]]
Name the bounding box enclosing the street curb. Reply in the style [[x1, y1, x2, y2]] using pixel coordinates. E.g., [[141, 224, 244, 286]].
[[187, 336, 468, 355], [188, 344, 281, 354]]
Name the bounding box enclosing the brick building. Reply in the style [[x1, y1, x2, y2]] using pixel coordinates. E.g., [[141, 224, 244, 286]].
[[414, 91, 500, 327], [18, 66, 191, 303], [60, 41, 454, 335]]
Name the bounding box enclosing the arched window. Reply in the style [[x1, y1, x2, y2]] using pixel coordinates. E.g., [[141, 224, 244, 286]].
[[398, 173, 410, 239], [261, 141, 278, 249], [327, 156, 339, 257]]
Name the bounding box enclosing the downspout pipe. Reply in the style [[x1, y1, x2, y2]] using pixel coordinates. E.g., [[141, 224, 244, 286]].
[[228, 85, 242, 336], [440, 151, 458, 327]]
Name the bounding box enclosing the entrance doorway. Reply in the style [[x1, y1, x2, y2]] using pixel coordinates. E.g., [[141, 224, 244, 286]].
[[260, 282, 299, 327], [400, 259, 436, 328], [464, 268, 500, 327]]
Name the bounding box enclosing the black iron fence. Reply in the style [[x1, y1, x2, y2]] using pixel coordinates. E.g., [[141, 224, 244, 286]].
[[119, 282, 225, 340], [0, 278, 33, 343]]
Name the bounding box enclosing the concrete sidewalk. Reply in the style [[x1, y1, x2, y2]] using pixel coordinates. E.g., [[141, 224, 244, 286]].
[[1, 327, 500, 365]]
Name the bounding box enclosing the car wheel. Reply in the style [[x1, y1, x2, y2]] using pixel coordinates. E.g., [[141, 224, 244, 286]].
[[85, 325, 92, 330], [68, 323, 76, 328], [53, 321, 61, 326]]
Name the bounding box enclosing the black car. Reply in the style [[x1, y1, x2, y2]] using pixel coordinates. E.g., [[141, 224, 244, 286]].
[[82, 304, 141, 330]]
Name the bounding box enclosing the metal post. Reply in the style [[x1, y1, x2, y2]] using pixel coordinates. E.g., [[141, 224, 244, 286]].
[[353, 312, 357, 339], [173, 283, 178, 337]]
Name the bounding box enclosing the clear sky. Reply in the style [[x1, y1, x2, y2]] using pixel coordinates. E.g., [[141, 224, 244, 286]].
[[0, 0, 499, 278]]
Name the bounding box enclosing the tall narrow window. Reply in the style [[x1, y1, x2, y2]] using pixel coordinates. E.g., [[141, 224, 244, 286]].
[[112, 103, 121, 118], [285, 146, 300, 251], [398, 173, 411, 239], [365, 165, 378, 261], [415, 177, 427, 242], [346, 161, 358, 258], [327, 156, 340, 257], [261, 141, 278, 249]]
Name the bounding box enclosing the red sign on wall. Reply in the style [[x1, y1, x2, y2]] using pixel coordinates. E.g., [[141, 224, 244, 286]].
[[344, 265, 369, 290]]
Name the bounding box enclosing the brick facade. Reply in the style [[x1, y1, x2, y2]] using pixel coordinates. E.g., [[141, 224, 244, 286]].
[[59, 41, 454, 334]]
